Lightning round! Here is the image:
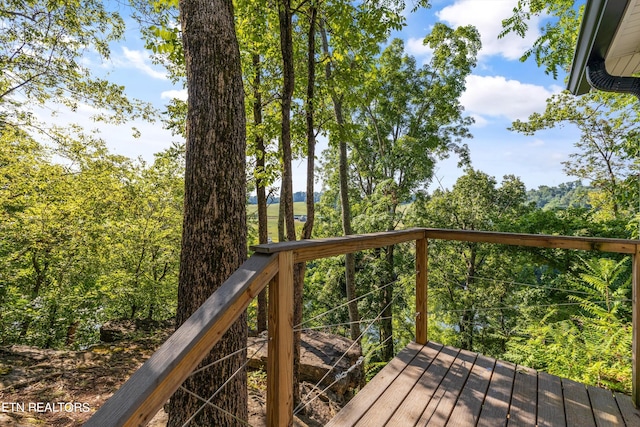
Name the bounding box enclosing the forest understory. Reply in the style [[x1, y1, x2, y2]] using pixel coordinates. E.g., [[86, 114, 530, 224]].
[[0, 327, 344, 427]]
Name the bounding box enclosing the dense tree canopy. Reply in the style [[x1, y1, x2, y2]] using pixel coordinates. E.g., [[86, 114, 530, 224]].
[[0, 128, 183, 348]]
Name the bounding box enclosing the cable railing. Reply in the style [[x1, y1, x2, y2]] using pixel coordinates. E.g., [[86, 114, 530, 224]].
[[85, 228, 640, 426]]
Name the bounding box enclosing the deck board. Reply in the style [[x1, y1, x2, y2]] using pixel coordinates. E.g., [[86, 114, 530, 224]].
[[588, 385, 626, 427], [353, 341, 441, 427], [615, 392, 640, 426], [325, 342, 423, 426], [537, 371, 565, 427], [476, 360, 515, 427], [385, 344, 459, 425], [446, 354, 495, 427], [328, 341, 640, 427], [563, 378, 596, 427], [415, 348, 477, 426], [507, 365, 537, 427]]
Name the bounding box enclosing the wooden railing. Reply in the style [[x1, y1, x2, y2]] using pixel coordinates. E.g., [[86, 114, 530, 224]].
[[86, 228, 640, 426]]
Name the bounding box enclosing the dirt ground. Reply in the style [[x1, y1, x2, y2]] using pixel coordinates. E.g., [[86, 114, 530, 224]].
[[0, 332, 341, 426]]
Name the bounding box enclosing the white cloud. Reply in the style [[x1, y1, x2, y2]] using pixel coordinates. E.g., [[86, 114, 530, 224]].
[[32, 102, 176, 162], [118, 47, 168, 80], [436, 0, 542, 61], [469, 113, 489, 127], [161, 89, 188, 101], [461, 75, 558, 122], [406, 37, 434, 61]]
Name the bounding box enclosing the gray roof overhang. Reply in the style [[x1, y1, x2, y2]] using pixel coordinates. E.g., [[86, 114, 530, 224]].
[[567, 0, 633, 95]]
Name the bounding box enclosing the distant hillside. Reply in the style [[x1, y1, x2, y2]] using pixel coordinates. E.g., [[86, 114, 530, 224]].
[[527, 180, 591, 210], [247, 191, 321, 205]]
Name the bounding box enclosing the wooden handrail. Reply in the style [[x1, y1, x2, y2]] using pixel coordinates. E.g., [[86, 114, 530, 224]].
[[423, 228, 638, 254], [85, 253, 278, 427], [87, 228, 640, 426], [252, 228, 640, 255], [251, 228, 426, 262]]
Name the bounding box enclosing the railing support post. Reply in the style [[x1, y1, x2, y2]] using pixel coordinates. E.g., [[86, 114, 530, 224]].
[[633, 245, 640, 407], [416, 237, 428, 345], [267, 250, 294, 426]]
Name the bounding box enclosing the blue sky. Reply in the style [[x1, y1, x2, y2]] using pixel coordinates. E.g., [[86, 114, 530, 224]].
[[41, 0, 582, 193], [401, 0, 579, 191]]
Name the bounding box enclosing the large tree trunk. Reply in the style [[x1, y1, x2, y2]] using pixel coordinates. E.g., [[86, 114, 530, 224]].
[[167, 0, 247, 424], [319, 23, 360, 343]]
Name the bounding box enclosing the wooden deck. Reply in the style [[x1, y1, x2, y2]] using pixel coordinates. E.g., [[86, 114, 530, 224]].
[[326, 341, 640, 427]]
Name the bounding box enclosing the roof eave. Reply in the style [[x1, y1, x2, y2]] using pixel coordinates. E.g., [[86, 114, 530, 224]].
[[567, 0, 629, 95]]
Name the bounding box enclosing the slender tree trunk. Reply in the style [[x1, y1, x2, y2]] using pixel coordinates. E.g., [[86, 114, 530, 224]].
[[253, 53, 268, 333], [291, 9, 318, 412], [167, 0, 247, 424], [277, 0, 295, 243], [278, 181, 285, 242], [319, 23, 360, 342], [380, 244, 395, 361], [301, 5, 316, 242], [339, 119, 359, 343], [460, 247, 477, 351], [277, 0, 302, 407]]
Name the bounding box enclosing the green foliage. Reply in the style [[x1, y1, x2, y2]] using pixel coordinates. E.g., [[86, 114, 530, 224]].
[[506, 257, 633, 392], [500, 0, 582, 77], [407, 169, 530, 231], [527, 180, 591, 210], [0, 129, 183, 348], [511, 91, 640, 226], [350, 34, 479, 209], [571, 257, 631, 321]]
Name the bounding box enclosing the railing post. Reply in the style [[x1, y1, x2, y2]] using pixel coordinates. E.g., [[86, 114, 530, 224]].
[[416, 237, 428, 345], [633, 244, 640, 407], [267, 250, 294, 426]]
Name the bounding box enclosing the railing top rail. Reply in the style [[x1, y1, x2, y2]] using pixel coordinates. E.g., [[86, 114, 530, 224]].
[[251, 228, 640, 259], [251, 228, 426, 262], [423, 228, 639, 254]]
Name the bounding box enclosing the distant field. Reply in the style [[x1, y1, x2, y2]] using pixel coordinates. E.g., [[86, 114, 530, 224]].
[[247, 201, 307, 242], [247, 201, 413, 243]]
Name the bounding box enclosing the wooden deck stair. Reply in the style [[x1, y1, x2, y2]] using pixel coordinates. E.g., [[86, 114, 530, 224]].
[[327, 341, 640, 427]]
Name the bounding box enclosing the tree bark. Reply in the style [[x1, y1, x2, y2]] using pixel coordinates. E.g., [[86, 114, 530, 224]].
[[380, 244, 395, 361], [253, 53, 268, 333], [167, 0, 247, 424], [460, 246, 477, 351], [277, 0, 301, 407], [301, 5, 316, 242], [290, 8, 318, 412], [278, 181, 285, 242], [319, 22, 360, 343]]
